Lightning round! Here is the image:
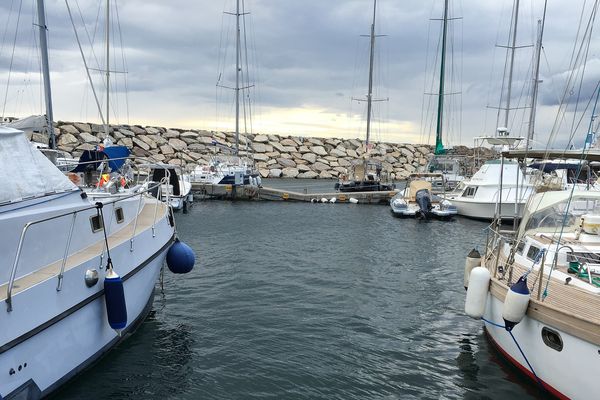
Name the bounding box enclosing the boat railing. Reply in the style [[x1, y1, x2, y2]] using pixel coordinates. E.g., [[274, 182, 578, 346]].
[[6, 179, 169, 312], [483, 224, 517, 279]]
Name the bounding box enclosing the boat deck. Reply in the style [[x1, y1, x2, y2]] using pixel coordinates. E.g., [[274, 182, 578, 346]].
[[487, 249, 600, 345], [0, 202, 167, 303]]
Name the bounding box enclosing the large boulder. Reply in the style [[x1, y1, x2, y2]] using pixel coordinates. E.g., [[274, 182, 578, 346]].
[[168, 138, 188, 151], [281, 167, 300, 178], [254, 153, 269, 162], [312, 162, 330, 172], [346, 149, 358, 158], [163, 129, 180, 138], [74, 122, 91, 133], [252, 142, 273, 153], [319, 170, 334, 179], [280, 138, 297, 147], [254, 134, 269, 143], [277, 158, 297, 168], [60, 124, 79, 135], [311, 146, 327, 156], [58, 132, 78, 146], [132, 137, 150, 151], [302, 153, 317, 163], [160, 144, 174, 155], [138, 135, 157, 149]]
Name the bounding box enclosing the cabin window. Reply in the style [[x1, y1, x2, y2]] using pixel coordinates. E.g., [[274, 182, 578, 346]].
[[541, 327, 563, 352], [462, 186, 478, 198], [115, 207, 125, 224], [516, 241, 526, 255], [90, 214, 104, 233], [526, 245, 540, 261]]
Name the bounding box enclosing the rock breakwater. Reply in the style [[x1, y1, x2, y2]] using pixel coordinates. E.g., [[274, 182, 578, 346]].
[[34, 121, 490, 179]]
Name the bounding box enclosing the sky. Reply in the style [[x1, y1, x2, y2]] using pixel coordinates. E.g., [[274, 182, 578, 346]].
[[1, 0, 599, 148]]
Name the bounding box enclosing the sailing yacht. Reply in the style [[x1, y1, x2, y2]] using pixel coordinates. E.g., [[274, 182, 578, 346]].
[[191, 0, 259, 189], [422, 0, 466, 192], [0, 3, 194, 397], [335, 0, 394, 193], [464, 166, 600, 399]]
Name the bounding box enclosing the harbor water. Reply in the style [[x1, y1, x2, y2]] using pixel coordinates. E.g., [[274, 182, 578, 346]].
[[55, 180, 541, 399]]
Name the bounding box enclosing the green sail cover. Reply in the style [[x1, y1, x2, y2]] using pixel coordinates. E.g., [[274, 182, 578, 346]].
[[434, 137, 446, 155]]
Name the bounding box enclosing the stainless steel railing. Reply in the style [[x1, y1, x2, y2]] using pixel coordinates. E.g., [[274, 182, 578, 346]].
[[5, 178, 170, 312]]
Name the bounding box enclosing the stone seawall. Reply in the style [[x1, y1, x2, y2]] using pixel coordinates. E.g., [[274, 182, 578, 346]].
[[40, 121, 439, 179]]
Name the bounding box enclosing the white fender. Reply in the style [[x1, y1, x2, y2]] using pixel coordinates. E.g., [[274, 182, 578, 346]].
[[329, 197, 336, 203], [349, 198, 358, 204], [463, 249, 482, 289], [465, 266, 490, 319], [502, 276, 530, 331], [321, 198, 328, 203]]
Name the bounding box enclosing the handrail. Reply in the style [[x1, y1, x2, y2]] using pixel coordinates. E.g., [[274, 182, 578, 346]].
[[5, 179, 168, 312]]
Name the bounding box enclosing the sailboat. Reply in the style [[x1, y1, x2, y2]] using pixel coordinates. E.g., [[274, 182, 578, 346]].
[[191, 0, 260, 188], [447, 0, 536, 221], [423, 0, 466, 192], [0, 2, 194, 398], [335, 0, 395, 193], [462, 3, 600, 398]]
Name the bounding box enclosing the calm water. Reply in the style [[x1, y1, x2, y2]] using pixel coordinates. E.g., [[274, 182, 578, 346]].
[[56, 180, 542, 399]]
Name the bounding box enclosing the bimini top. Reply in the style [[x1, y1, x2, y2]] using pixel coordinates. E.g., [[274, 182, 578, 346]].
[[0, 126, 77, 204]]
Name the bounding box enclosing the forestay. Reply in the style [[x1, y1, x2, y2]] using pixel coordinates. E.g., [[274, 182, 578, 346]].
[[0, 127, 77, 204]]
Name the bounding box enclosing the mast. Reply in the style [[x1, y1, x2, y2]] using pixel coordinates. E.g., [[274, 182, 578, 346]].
[[365, 0, 376, 149], [235, 0, 241, 156], [502, 0, 520, 130], [36, 0, 55, 149], [526, 1, 547, 148], [105, 0, 110, 138], [434, 0, 449, 155]]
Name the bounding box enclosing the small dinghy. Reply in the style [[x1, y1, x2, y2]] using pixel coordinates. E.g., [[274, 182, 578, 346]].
[[390, 173, 457, 220]]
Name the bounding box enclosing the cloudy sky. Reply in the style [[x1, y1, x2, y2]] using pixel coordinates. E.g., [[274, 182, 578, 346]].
[[1, 0, 599, 147]]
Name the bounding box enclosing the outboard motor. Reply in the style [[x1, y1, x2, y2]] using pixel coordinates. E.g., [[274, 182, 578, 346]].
[[415, 188, 432, 219]]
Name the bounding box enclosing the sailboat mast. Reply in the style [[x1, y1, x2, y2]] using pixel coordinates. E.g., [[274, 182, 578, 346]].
[[365, 0, 377, 148], [105, 0, 110, 138], [36, 0, 55, 149], [503, 0, 520, 130], [235, 0, 241, 156], [526, 1, 547, 148], [434, 0, 449, 155]]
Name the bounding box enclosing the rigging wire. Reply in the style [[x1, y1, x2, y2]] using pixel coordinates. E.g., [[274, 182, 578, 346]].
[[2, 0, 23, 120]]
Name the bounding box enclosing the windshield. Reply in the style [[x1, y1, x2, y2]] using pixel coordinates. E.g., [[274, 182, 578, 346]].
[[524, 196, 600, 233]]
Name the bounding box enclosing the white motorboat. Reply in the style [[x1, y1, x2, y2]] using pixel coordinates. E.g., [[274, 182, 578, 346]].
[[464, 188, 600, 399], [191, 154, 260, 187], [0, 126, 194, 399], [447, 158, 535, 220], [390, 173, 457, 219], [145, 163, 193, 212]]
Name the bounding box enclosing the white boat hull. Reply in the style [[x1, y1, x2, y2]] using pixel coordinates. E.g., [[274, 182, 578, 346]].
[[483, 293, 596, 399], [448, 197, 525, 220], [0, 241, 170, 398]]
